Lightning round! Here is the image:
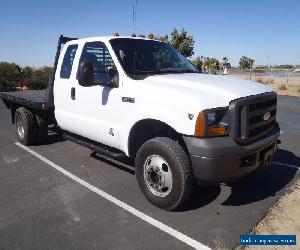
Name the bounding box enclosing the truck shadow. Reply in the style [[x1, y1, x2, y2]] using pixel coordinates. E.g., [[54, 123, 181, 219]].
[[176, 185, 222, 211], [89, 147, 298, 211], [90, 152, 135, 175], [90, 152, 222, 211], [39, 130, 65, 145], [221, 148, 299, 206], [178, 149, 299, 211]]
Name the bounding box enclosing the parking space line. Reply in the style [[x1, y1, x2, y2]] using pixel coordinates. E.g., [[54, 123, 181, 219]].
[[15, 142, 210, 250], [271, 161, 299, 170]]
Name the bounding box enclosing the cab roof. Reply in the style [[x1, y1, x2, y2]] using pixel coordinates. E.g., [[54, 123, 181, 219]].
[[66, 35, 161, 45]]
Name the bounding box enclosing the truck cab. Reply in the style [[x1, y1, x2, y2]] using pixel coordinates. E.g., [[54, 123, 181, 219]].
[[0, 35, 280, 210]]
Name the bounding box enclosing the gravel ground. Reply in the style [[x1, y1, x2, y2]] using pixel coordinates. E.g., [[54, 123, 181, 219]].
[[239, 178, 300, 250]]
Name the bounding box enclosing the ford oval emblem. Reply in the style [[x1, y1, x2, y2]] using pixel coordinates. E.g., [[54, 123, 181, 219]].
[[263, 112, 271, 121]]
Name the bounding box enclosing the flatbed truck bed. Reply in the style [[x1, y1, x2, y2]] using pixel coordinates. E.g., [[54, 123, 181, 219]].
[[0, 90, 49, 110]]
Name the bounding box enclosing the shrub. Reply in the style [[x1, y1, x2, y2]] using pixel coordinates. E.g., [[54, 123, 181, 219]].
[[26, 80, 48, 90], [279, 84, 288, 90], [25, 66, 53, 90], [256, 78, 264, 84]]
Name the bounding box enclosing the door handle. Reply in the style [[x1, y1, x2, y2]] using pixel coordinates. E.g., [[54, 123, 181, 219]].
[[71, 87, 75, 100]]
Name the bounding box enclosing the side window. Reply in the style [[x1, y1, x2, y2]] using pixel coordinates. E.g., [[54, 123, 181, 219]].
[[78, 41, 115, 84], [60, 44, 78, 79]]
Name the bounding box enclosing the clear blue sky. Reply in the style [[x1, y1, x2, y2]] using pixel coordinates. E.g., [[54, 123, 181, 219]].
[[0, 0, 299, 67]]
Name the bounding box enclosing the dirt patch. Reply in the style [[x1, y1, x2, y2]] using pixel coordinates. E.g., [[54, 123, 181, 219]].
[[231, 74, 300, 97], [272, 84, 300, 97], [238, 177, 300, 250]]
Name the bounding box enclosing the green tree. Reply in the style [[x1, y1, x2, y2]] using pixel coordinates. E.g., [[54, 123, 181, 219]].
[[21, 66, 34, 80], [27, 66, 53, 90], [170, 28, 194, 57], [202, 57, 220, 74], [148, 28, 195, 57], [273, 64, 293, 69], [191, 56, 203, 72], [0, 62, 22, 91], [239, 56, 254, 70]]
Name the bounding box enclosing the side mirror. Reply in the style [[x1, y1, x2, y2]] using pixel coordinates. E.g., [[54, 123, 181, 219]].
[[78, 61, 94, 86], [107, 67, 119, 88]]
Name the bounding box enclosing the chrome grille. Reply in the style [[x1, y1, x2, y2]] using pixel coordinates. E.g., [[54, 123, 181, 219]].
[[229, 92, 277, 144]]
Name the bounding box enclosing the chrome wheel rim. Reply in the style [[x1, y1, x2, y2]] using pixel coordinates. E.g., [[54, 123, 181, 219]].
[[143, 155, 172, 197], [16, 115, 25, 139]]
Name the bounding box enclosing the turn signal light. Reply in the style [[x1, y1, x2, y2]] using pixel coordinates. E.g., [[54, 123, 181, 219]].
[[194, 112, 206, 137], [207, 127, 226, 136], [194, 111, 227, 137]]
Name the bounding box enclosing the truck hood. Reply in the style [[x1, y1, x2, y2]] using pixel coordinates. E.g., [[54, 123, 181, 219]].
[[143, 73, 273, 108]]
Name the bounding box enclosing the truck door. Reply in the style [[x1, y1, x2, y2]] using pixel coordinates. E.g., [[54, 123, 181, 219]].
[[69, 41, 121, 149], [54, 43, 80, 134]]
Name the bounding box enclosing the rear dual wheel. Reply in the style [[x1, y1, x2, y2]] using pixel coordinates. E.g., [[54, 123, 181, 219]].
[[15, 107, 37, 145], [15, 107, 48, 145], [135, 137, 194, 210]]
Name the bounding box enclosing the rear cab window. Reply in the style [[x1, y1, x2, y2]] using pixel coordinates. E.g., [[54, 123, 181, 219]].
[[60, 44, 78, 79]]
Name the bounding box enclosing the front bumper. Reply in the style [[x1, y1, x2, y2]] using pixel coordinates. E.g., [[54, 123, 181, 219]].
[[183, 123, 280, 185]]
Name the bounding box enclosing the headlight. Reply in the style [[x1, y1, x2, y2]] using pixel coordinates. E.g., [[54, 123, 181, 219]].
[[194, 107, 229, 137], [207, 111, 217, 122]]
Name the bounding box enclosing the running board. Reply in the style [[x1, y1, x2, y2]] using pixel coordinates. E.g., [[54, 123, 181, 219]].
[[63, 132, 126, 159]]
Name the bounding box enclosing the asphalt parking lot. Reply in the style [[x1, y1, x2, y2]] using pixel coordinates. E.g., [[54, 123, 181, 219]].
[[0, 96, 299, 250]]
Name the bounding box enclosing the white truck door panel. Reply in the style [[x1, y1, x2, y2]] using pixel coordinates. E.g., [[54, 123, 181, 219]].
[[54, 43, 80, 134], [71, 84, 121, 148]]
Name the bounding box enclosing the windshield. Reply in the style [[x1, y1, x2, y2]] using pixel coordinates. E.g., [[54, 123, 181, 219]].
[[109, 38, 198, 77]]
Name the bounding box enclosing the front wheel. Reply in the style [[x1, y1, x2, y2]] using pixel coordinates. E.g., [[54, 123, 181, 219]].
[[135, 137, 194, 210]]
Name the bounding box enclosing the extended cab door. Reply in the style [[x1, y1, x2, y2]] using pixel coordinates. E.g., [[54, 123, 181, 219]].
[[54, 42, 80, 134]]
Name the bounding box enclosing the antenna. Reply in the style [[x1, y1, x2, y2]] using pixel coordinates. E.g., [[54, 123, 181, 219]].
[[132, 0, 137, 33]]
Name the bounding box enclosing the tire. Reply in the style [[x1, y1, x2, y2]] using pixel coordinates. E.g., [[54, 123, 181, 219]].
[[36, 114, 48, 144], [15, 107, 37, 145], [135, 137, 194, 210]]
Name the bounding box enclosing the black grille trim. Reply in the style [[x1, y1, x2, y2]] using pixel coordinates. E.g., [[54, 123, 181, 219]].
[[229, 92, 277, 144]]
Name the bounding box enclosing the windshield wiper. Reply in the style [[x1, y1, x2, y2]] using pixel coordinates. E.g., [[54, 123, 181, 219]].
[[131, 69, 167, 75], [134, 69, 159, 73], [158, 68, 198, 73], [130, 69, 198, 76]]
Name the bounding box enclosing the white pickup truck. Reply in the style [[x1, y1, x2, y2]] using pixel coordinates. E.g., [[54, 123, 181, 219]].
[[0, 35, 280, 210]]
